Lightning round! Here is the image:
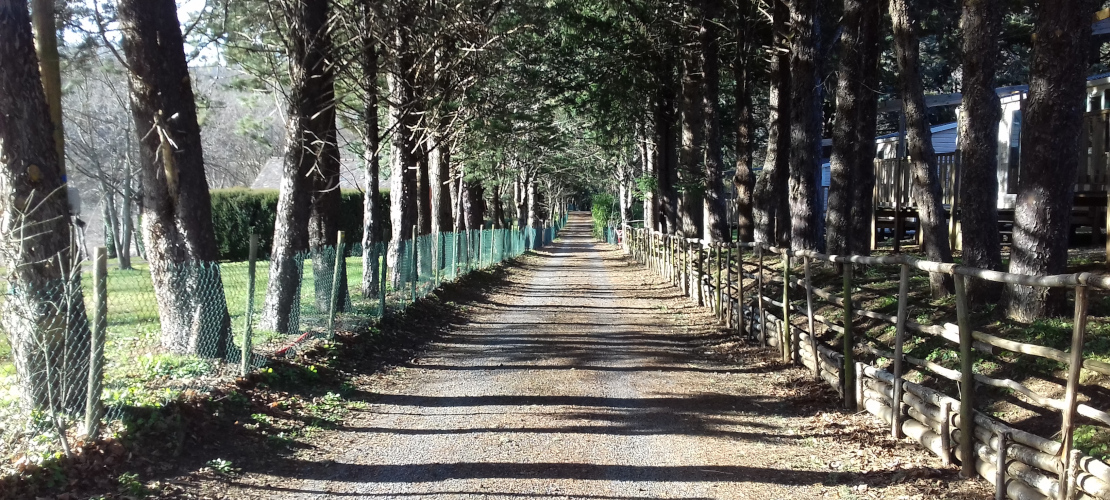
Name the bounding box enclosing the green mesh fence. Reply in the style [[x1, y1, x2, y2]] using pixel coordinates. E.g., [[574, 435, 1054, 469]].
[[0, 220, 565, 468]]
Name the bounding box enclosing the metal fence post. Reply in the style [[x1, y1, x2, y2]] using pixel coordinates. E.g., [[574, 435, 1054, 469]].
[[953, 272, 975, 478], [241, 234, 259, 375], [84, 247, 107, 440], [327, 231, 345, 340]]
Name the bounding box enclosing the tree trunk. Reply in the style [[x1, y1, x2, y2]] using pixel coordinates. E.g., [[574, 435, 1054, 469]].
[[305, 20, 346, 313], [788, 0, 822, 251], [260, 0, 333, 332], [849, 1, 881, 256], [118, 158, 134, 269], [464, 179, 485, 231], [30, 0, 64, 182], [1006, 0, 1094, 320], [641, 124, 656, 232], [889, 0, 953, 297], [514, 172, 528, 229], [491, 183, 505, 229], [958, 0, 1003, 302], [700, 0, 728, 243], [359, 17, 382, 298], [118, 0, 232, 354], [677, 2, 705, 239], [732, 22, 755, 243], [653, 75, 679, 234], [753, 0, 790, 244], [826, 0, 865, 256], [0, 0, 91, 412]]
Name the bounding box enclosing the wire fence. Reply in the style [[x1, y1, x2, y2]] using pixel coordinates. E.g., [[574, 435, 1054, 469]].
[[0, 215, 567, 468]]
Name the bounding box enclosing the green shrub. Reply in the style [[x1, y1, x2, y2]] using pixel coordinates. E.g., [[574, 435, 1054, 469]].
[[209, 189, 389, 261], [591, 193, 616, 238]]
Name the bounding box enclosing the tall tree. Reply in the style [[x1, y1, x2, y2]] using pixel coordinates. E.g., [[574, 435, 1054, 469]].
[[752, 0, 790, 244], [787, 0, 822, 251], [304, 0, 347, 313], [958, 0, 1004, 301], [117, 0, 233, 355], [731, 3, 756, 243], [848, 1, 881, 256], [359, 1, 382, 298], [1006, 0, 1094, 320], [30, 0, 64, 185], [676, 0, 705, 239], [653, 63, 679, 234], [0, 0, 90, 412], [261, 0, 335, 332], [826, 0, 866, 256], [890, 0, 953, 296], [700, 0, 729, 243]]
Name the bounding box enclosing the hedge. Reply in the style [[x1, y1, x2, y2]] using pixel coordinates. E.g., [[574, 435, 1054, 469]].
[[209, 188, 389, 261]]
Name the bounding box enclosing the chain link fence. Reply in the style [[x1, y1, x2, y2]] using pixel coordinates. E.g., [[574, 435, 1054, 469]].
[[0, 215, 567, 469]]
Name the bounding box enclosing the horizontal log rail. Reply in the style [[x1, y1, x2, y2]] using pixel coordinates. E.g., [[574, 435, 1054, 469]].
[[620, 225, 1110, 500]]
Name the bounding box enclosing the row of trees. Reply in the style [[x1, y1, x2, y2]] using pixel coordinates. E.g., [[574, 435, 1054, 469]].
[[554, 0, 1096, 321]]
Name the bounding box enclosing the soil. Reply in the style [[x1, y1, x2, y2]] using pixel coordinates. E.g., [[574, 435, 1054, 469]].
[[144, 214, 985, 500]]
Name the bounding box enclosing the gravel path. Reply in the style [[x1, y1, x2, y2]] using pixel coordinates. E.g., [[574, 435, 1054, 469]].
[[220, 213, 980, 499]]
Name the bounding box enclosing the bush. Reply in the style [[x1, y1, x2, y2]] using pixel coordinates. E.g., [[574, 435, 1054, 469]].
[[591, 193, 616, 239], [209, 189, 389, 261]]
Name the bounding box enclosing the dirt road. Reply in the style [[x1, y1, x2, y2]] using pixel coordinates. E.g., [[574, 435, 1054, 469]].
[[220, 214, 984, 499]]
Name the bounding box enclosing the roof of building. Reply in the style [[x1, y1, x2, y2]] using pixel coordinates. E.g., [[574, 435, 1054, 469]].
[[251, 156, 371, 191]]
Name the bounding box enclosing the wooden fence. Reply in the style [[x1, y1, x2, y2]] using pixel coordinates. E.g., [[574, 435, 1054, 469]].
[[621, 226, 1110, 500], [874, 152, 960, 209]]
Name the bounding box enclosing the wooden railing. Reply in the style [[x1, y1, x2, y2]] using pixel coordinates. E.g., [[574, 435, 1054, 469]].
[[621, 226, 1110, 500], [1081, 110, 1110, 191], [874, 152, 960, 209]]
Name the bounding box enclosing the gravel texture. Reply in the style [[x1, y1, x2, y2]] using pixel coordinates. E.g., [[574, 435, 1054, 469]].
[[215, 214, 988, 499]]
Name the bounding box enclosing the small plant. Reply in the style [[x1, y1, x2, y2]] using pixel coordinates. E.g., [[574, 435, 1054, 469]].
[[118, 472, 147, 497], [1075, 425, 1110, 461], [205, 458, 240, 476]]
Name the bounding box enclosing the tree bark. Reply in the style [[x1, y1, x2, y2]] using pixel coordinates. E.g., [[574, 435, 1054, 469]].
[[677, 0, 705, 239], [463, 178, 485, 231], [118, 0, 232, 354], [359, 14, 382, 298], [30, 0, 64, 182], [732, 20, 755, 243], [0, 0, 91, 412], [304, 14, 346, 313], [653, 74, 679, 234], [491, 182, 505, 229], [889, 0, 954, 297], [514, 171, 528, 229], [261, 0, 334, 332], [958, 0, 1003, 302], [826, 0, 865, 256], [700, 0, 729, 243], [1006, 0, 1094, 320], [848, 1, 881, 256], [753, 0, 790, 245], [787, 0, 822, 251]]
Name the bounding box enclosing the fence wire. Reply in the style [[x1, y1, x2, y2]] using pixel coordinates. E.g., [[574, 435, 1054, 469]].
[[0, 216, 567, 468]]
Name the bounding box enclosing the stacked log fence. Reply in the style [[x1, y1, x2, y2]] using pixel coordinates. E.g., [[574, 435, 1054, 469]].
[[621, 225, 1110, 500]]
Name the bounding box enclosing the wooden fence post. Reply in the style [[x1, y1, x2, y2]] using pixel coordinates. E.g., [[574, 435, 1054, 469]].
[[842, 262, 854, 409], [940, 400, 952, 466], [996, 429, 1010, 500], [696, 241, 705, 307], [804, 255, 817, 380], [84, 247, 107, 440], [411, 226, 418, 304], [726, 244, 733, 328], [782, 250, 792, 364], [757, 246, 766, 345], [241, 234, 258, 375], [379, 242, 387, 314], [1059, 280, 1090, 499], [327, 230, 345, 340], [737, 245, 745, 338], [892, 262, 911, 439], [953, 272, 975, 478], [716, 244, 723, 319]]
